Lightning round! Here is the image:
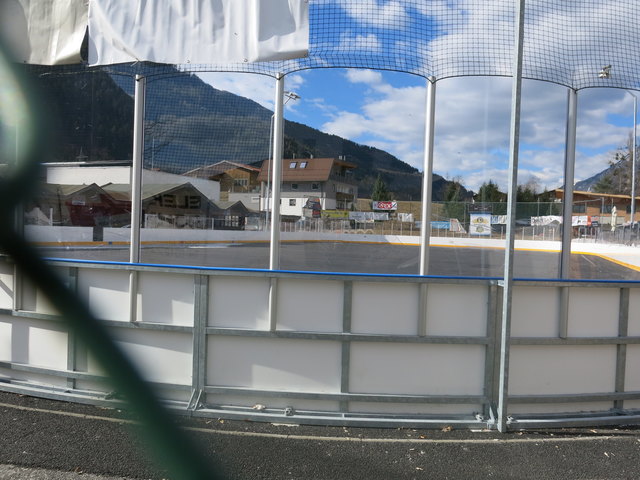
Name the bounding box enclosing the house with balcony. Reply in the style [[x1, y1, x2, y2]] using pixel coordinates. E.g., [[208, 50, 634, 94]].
[[257, 157, 358, 218], [552, 189, 640, 225], [183, 161, 261, 207]]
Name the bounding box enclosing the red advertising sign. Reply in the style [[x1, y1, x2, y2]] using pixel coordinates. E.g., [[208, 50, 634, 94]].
[[372, 201, 397, 211]]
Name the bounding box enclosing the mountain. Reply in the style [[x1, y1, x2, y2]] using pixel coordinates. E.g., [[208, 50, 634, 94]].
[[574, 157, 630, 193], [28, 65, 466, 200]]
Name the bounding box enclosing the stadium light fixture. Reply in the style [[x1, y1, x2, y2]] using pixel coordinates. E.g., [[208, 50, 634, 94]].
[[284, 91, 300, 104], [598, 65, 611, 78]]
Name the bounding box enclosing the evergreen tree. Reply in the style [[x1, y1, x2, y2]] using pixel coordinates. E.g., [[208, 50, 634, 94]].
[[474, 180, 505, 203], [371, 174, 392, 201], [443, 178, 466, 221]]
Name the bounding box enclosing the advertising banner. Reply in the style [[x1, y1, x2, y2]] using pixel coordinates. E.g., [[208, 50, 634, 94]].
[[469, 213, 491, 235], [372, 201, 397, 211]]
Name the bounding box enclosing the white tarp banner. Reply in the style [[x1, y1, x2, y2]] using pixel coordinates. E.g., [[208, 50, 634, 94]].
[[88, 0, 309, 65], [531, 215, 563, 226], [0, 0, 87, 65]]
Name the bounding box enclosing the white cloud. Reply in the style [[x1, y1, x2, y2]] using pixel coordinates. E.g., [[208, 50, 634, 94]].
[[340, 0, 410, 29], [322, 111, 369, 138], [196, 72, 305, 113], [345, 69, 383, 85], [338, 33, 382, 53]]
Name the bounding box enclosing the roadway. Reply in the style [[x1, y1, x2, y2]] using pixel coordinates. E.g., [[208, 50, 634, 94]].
[[1, 391, 640, 480]]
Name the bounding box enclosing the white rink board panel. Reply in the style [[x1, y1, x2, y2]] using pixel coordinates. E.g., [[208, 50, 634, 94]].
[[0, 314, 14, 362], [276, 278, 343, 332], [137, 272, 194, 325], [351, 282, 419, 335], [20, 273, 63, 315], [624, 345, 640, 391], [509, 345, 616, 395], [209, 277, 270, 329], [349, 343, 485, 396], [207, 337, 341, 393], [78, 269, 130, 322], [511, 286, 559, 337], [0, 261, 13, 309], [0, 315, 67, 370], [567, 287, 619, 337], [111, 328, 192, 385], [425, 284, 487, 336], [627, 289, 640, 336]]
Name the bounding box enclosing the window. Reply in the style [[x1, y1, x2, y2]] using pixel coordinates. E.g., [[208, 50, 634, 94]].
[[162, 194, 175, 207], [291, 183, 298, 190], [300, 161, 308, 169], [233, 178, 248, 186], [289, 161, 297, 168], [573, 203, 586, 213], [311, 183, 319, 190], [289, 199, 296, 206]]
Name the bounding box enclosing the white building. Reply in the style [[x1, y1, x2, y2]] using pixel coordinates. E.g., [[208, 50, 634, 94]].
[[44, 161, 221, 202], [256, 157, 357, 217]]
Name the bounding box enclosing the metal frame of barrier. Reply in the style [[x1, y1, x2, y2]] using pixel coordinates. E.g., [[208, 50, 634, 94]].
[[2, 255, 640, 431]]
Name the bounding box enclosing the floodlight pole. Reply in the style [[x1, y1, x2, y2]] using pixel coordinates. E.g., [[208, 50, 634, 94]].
[[269, 73, 285, 270], [560, 88, 578, 279], [268, 73, 286, 331], [628, 91, 638, 226], [129, 74, 146, 322], [419, 77, 436, 276], [418, 77, 436, 336], [496, 0, 525, 434]]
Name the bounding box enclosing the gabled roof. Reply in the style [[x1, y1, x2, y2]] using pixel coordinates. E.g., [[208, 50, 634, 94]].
[[554, 189, 640, 201], [256, 158, 356, 182], [101, 182, 207, 201], [184, 161, 260, 178], [38, 183, 109, 197]]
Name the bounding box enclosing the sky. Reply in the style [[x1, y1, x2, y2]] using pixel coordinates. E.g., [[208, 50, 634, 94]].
[[195, 0, 640, 194], [199, 69, 637, 193]]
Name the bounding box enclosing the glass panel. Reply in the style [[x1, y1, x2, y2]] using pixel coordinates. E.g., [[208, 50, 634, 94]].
[[22, 66, 134, 263], [138, 71, 270, 269]]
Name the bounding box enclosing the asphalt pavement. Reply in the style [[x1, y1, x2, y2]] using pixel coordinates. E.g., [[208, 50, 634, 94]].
[[41, 242, 640, 280], [2, 391, 640, 480]]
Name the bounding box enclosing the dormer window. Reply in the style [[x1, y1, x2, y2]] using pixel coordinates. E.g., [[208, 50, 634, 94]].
[[289, 161, 297, 168]]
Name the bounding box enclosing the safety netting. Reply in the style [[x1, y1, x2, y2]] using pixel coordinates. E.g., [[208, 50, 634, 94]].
[[141, 0, 640, 91], [3, 0, 638, 90]]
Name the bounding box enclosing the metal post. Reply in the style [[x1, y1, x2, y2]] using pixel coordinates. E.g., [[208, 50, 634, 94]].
[[628, 91, 638, 225], [558, 89, 578, 339], [268, 74, 286, 331], [129, 74, 146, 322], [340, 281, 353, 412], [496, 0, 526, 433], [560, 89, 577, 278], [419, 78, 436, 276], [269, 74, 285, 270], [189, 275, 208, 411], [615, 288, 630, 411], [418, 78, 436, 336]]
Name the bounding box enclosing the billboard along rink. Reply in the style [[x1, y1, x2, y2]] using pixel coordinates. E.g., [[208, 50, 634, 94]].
[[38, 241, 640, 280]]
